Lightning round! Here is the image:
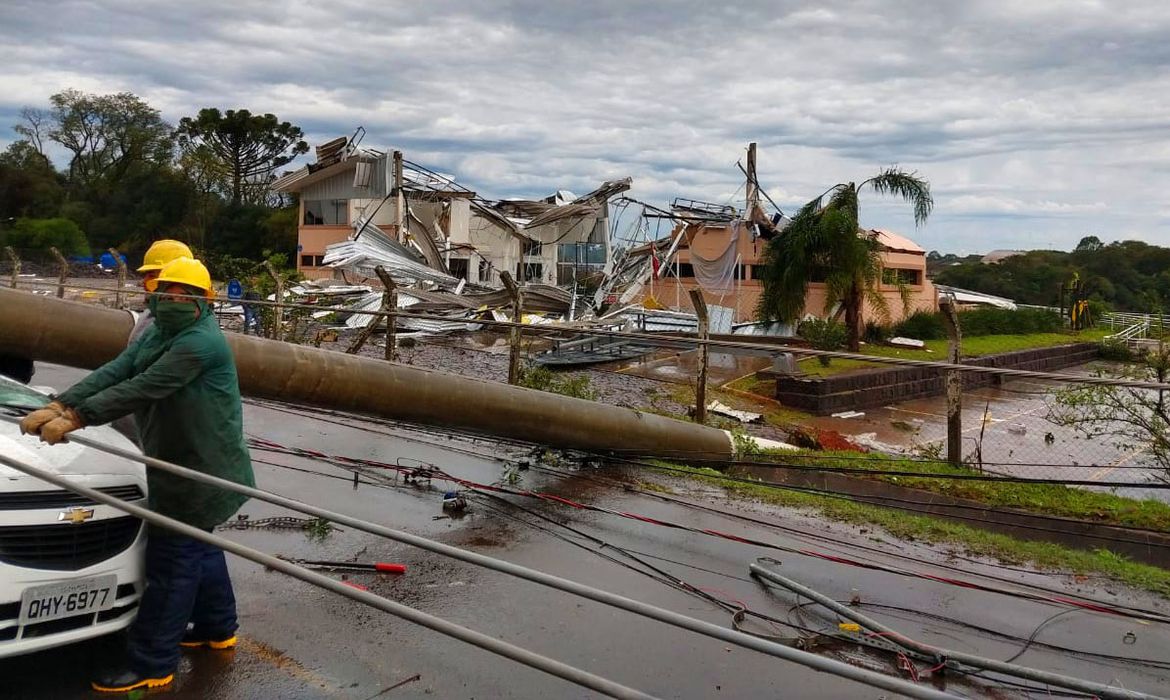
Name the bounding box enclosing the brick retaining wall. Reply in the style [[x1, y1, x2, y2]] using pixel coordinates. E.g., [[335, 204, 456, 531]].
[[767, 343, 1100, 415]]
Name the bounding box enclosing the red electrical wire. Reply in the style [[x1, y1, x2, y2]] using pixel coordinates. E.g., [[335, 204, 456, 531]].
[[245, 438, 1169, 625]]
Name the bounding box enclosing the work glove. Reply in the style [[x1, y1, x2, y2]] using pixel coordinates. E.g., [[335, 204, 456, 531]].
[[19, 401, 65, 435], [39, 409, 84, 446]]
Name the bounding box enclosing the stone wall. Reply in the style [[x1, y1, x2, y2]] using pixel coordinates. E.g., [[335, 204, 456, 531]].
[[767, 343, 1100, 415]]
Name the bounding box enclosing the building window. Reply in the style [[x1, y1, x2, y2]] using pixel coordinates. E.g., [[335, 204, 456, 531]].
[[523, 240, 543, 257], [478, 259, 494, 282], [520, 263, 543, 281], [448, 257, 469, 280], [303, 200, 348, 226], [675, 263, 694, 278], [883, 268, 922, 286], [300, 255, 326, 267], [750, 265, 766, 280]]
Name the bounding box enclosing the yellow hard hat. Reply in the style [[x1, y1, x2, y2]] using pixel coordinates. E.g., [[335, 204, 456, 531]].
[[138, 239, 194, 273], [152, 256, 213, 298]]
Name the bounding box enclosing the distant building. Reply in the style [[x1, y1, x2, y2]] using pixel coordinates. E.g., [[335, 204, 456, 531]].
[[620, 217, 937, 325], [980, 249, 1024, 264]]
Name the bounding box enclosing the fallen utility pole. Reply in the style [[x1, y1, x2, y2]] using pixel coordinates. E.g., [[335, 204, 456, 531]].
[[749, 559, 1162, 700], [0, 450, 658, 700], [0, 417, 961, 700], [0, 289, 732, 458]]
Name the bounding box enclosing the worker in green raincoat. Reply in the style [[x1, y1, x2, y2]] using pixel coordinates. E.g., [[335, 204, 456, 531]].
[[20, 256, 254, 694]]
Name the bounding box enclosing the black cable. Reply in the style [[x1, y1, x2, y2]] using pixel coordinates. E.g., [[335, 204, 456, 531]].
[[239, 401, 1170, 621]]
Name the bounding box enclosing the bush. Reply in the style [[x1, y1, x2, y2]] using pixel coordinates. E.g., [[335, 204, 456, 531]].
[[517, 364, 598, 400], [1099, 339, 1135, 362], [0, 218, 88, 256], [957, 307, 1063, 336], [798, 318, 847, 367], [863, 321, 891, 344], [892, 311, 946, 340]]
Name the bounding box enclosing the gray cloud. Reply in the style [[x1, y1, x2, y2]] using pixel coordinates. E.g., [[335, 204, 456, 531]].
[[2, 0, 1170, 253]]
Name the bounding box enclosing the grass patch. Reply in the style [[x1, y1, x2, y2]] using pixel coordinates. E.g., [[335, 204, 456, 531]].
[[799, 329, 1110, 377], [654, 462, 1170, 595], [793, 450, 1170, 531]]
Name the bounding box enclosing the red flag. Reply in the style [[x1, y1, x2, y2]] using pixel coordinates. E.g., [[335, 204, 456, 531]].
[[651, 253, 661, 279]]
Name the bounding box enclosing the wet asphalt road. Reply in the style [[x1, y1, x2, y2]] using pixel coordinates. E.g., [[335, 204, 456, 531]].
[[3, 363, 1169, 698]]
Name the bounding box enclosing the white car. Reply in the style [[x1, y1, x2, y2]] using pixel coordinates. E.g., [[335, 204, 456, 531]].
[[0, 376, 145, 657]]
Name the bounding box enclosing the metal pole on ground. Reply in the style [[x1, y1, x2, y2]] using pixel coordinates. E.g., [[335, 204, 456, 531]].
[[501, 271, 523, 384], [375, 265, 397, 361], [5, 246, 19, 289], [940, 295, 962, 466], [689, 288, 709, 424], [264, 260, 284, 342], [50, 246, 68, 298], [108, 248, 126, 309], [0, 451, 658, 700], [749, 560, 1159, 700]]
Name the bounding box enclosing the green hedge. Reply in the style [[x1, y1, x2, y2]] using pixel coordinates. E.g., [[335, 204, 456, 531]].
[[891, 307, 1063, 340], [0, 218, 88, 256]]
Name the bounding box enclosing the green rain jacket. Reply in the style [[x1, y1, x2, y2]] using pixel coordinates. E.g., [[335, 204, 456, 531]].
[[58, 302, 254, 529]]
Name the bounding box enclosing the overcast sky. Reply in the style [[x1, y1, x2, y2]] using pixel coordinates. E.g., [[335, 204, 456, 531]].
[[2, 0, 1169, 253]]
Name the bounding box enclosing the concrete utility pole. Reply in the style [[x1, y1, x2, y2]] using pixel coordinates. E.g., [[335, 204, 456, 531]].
[[392, 150, 405, 244], [5, 247, 18, 289], [0, 288, 736, 459], [940, 295, 963, 466], [500, 271, 524, 385], [50, 247, 68, 298], [689, 289, 710, 424], [264, 261, 284, 342], [108, 248, 126, 309]]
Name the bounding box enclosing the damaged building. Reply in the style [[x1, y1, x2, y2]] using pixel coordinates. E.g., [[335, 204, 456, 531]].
[[271, 137, 630, 292]]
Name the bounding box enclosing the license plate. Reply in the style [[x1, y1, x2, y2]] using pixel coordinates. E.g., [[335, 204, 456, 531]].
[[19, 574, 118, 625]]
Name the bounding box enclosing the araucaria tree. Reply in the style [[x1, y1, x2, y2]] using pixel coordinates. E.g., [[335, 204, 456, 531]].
[[756, 168, 933, 351], [176, 109, 308, 205]]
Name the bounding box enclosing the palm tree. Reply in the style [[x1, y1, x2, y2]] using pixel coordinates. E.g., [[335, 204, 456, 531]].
[[756, 168, 933, 351]]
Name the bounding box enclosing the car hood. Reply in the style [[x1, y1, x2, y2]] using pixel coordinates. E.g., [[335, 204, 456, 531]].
[[0, 423, 145, 481]]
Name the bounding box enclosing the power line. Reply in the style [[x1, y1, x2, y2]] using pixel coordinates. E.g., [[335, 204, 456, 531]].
[[0, 413, 964, 700], [9, 280, 1163, 390]]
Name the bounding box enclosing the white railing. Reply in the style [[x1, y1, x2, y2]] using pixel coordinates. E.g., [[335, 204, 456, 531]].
[[1101, 311, 1170, 332]]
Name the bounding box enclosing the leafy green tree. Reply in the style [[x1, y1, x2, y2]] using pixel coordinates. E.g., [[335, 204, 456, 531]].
[[1075, 235, 1104, 253], [0, 218, 88, 255], [44, 89, 174, 192], [0, 141, 63, 218], [756, 168, 933, 351], [176, 108, 308, 205]]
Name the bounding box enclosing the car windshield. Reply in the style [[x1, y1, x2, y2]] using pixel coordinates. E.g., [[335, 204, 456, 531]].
[[0, 377, 50, 410]]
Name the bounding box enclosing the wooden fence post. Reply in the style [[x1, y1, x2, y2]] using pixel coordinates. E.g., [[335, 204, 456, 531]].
[[940, 295, 963, 466], [500, 272, 523, 385], [374, 266, 398, 361], [689, 289, 709, 424], [50, 247, 68, 298], [108, 248, 127, 309], [264, 261, 284, 342], [4, 247, 18, 290]]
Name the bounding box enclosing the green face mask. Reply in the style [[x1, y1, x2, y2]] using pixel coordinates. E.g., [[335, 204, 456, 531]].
[[147, 294, 160, 314], [154, 300, 200, 333]]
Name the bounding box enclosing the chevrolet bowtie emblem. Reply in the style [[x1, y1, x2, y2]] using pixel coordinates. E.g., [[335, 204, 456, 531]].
[[58, 507, 95, 524]]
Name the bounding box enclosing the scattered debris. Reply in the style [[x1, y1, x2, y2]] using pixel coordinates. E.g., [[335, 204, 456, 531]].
[[888, 337, 926, 349], [707, 401, 763, 423], [1008, 424, 1028, 436], [831, 410, 865, 419]]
